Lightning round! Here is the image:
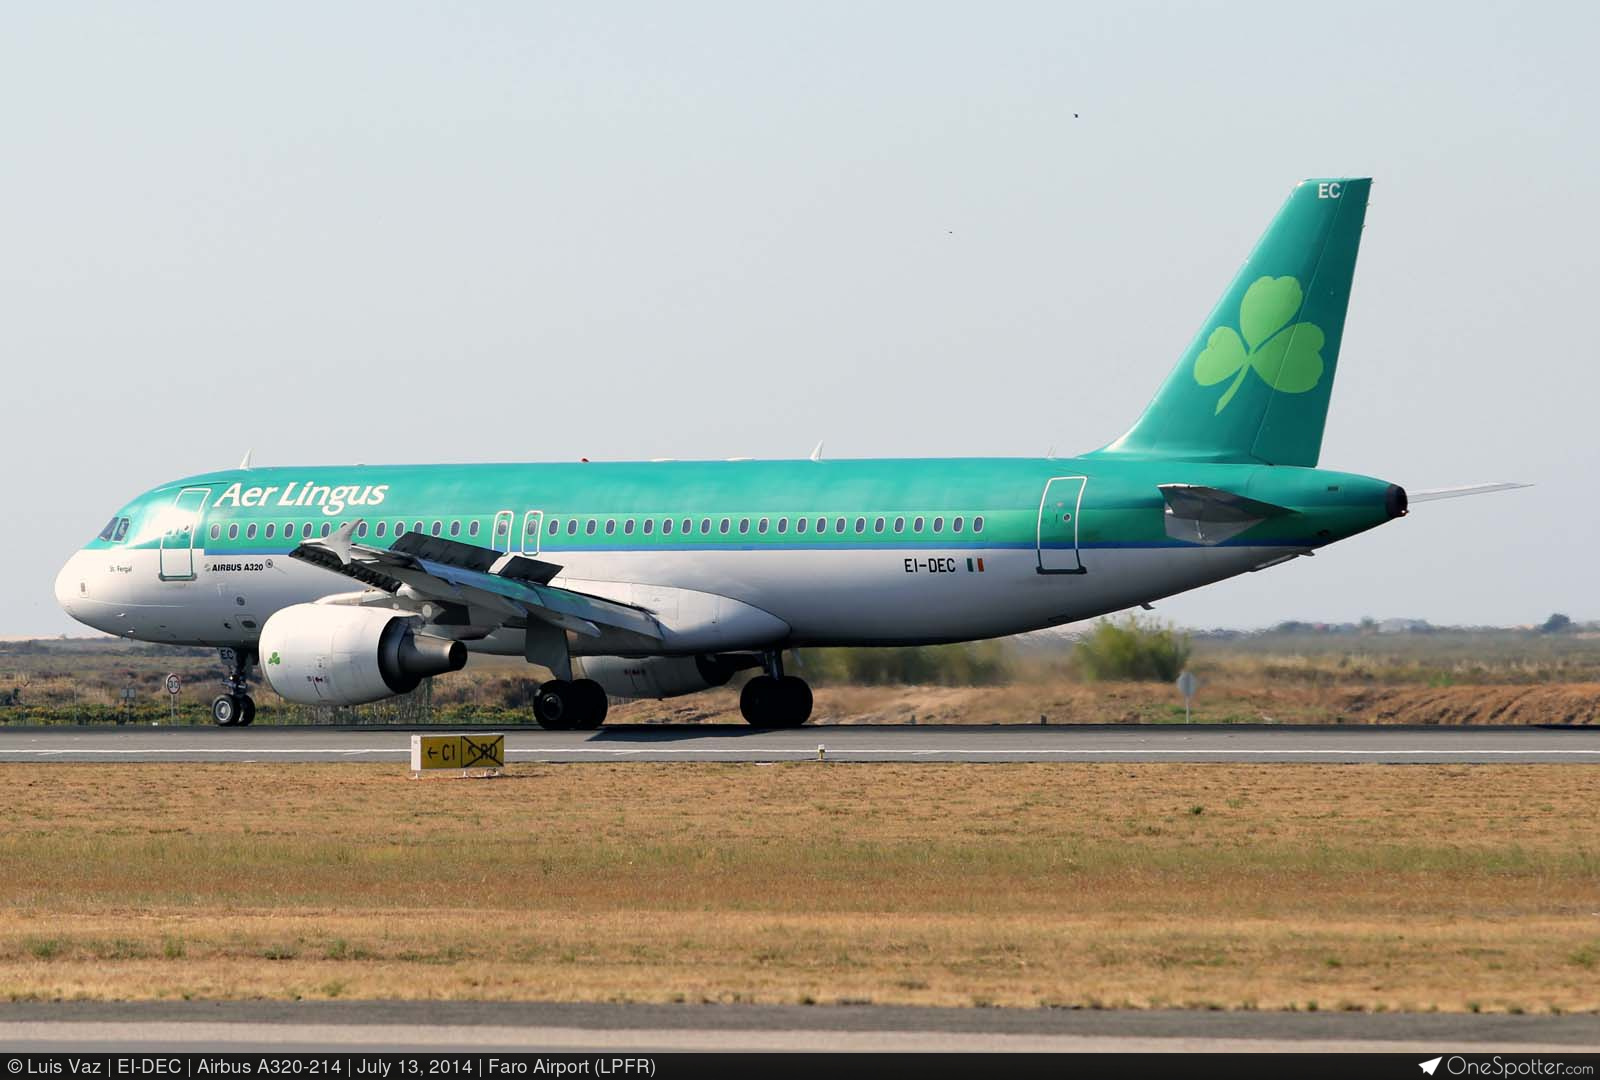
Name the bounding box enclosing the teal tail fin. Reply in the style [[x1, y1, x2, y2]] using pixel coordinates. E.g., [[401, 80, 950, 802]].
[[1093, 178, 1370, 467]]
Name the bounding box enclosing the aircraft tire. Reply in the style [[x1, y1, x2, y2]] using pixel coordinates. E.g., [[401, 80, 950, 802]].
[[211, 694, 242, 727], [570, 679, 609, 730], [534, 680, 577, 730], [741, 675, 811, 727], [238, 695, 256, 726]]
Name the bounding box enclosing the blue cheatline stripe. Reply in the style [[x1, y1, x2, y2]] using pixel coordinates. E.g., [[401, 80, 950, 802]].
[[177, 536, 1323, 559]]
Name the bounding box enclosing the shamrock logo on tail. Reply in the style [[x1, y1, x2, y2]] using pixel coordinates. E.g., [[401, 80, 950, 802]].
[[1193, 275, 1325, 414]]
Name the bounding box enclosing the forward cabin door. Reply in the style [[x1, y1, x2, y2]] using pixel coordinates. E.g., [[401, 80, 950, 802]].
[[159, 487, 212, 581], [1036, 476, 1087, 574]]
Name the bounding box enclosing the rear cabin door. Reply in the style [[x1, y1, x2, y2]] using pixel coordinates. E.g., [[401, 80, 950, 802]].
[[1036, 476, 1087, 574], [159, 487, 211, 581]]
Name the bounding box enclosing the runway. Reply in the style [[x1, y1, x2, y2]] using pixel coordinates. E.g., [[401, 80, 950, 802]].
[[0, 723, 1596, 763], [2, 1000, 1598, 1052]]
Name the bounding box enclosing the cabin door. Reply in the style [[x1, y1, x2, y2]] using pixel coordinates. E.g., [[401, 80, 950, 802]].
[[1036, 476, 1087, 575]]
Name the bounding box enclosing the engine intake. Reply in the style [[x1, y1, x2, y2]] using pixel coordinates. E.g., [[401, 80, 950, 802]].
[[260, 604, 466, 706]]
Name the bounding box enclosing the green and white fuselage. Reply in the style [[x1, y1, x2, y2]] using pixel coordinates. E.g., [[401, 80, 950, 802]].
[[60, 177, 1506, 725], [57, 456, 1400, 652]]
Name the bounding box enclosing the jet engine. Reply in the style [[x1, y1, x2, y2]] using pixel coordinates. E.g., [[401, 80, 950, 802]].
[[573, 654, 753, 700], [259, 604, 466, 706]]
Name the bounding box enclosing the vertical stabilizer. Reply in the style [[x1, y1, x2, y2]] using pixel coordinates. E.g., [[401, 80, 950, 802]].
[[1093, 178, 1370, 466]]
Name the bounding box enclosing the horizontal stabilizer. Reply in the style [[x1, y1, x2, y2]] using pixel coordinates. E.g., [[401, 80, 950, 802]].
[[1159, 483, 1292, 546], [1408, 482, 1531, 503]]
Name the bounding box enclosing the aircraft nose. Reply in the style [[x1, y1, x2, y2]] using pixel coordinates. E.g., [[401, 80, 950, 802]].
[[54, 550, 89, 617]]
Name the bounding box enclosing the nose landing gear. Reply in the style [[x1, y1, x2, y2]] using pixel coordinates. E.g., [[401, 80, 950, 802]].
[[211, 647, 257, 727]]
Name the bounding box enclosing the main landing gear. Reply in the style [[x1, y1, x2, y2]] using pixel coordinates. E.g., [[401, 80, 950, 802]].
[[211, 647, 257, 727], [740, 651, 812, 728], [534, 678, 609, 730]]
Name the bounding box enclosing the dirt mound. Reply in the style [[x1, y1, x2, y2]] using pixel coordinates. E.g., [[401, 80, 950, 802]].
[[1338, 683, 1600, 726]]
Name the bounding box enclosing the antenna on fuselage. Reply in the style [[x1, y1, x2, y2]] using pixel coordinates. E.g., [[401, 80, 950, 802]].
[[238, 448, 254, 470], [809, 441, 824, 462]]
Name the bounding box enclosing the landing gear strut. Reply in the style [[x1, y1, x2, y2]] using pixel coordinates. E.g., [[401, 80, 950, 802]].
[[740, 650, 812, 728], [534, 678, 609, 731], [211, 647, 257, 727]]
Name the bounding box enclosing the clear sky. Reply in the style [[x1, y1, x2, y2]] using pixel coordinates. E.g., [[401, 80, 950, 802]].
[[4, 2, 1595, 635]]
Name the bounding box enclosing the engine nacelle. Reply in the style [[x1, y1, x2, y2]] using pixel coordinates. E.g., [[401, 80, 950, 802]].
[[574, 655, 751, 700], [260, 604, 467, 706]]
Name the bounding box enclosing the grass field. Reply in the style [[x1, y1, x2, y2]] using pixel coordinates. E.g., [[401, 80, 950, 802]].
[[4, 762, 1599, 1012], [4, 631, 1599, 726]]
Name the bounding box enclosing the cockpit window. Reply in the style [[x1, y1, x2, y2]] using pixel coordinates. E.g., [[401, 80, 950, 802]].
[[96, 518, 119, 542], [113, 518, 129, 541], [97, 516, 131, 543]]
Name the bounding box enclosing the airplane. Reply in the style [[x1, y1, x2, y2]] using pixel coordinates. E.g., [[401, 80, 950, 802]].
[[54, 177, 1525, 729]]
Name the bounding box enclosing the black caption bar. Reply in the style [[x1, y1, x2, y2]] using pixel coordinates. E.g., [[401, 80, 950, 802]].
[[2, 1054, 1598, 1080]]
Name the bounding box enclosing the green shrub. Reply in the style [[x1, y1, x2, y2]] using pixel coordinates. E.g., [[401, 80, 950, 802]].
[[1075, 616, 1191, 681], [801, 642, 1013, 686]]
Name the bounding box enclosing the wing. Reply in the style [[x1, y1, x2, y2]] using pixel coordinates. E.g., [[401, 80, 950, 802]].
[[1408, 482, 1532, 504], [288, 523, 662, 642]]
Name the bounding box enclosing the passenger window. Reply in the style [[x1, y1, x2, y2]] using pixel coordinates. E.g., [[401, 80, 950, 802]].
[[699, 518, 710, 534], [568, 520, 578, 535], [605, 520, 616, 535], [933, 516, 944, 532], [777, 517, 788, 534], [796, 517, 807, 534], [662, 518, 673, 535], [738, 518, 749, 534], [265, 524, 276, 540], [247, 523, 258, 539], [893, 517, 904, 533], [430, 521, 441, 536], [470, 520, 480, 537], [836, 517, 846, 534], [973, 515, 985, 533], [210, 525, 222, 540], [228, 524, 239, 540], [449, 521, 461, 537], [624, 519, 635, 535], [413, 521, 423, 535], [375, 522, 385, 538], [643, 518, 654, 535], [854, 517, 866, 533], [321, 523, 332, 537], [496, 518, 509, 536], [874, 517, 885, 533], [356, 522, 367, 538], [719, 518, 730, 534], [913, 516, 924, 532], [681, 518, 692, 535], [758, 518, 769, 534], [304, 523, 314, 538], [815, 517, 825, 534], [549, 519, 559, 535], [586, 520, 597, 535], [953, 516, 964, 532]]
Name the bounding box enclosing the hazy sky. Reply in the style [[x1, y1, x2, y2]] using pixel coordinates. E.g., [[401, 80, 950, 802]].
[[5, 2, 1596, 635]]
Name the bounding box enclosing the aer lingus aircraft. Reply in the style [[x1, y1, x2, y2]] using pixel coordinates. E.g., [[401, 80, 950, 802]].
[[55, 178, 1524, 729]]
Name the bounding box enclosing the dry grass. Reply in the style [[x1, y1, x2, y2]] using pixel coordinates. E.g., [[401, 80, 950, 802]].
[[3, 763, 1599, 1012]]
